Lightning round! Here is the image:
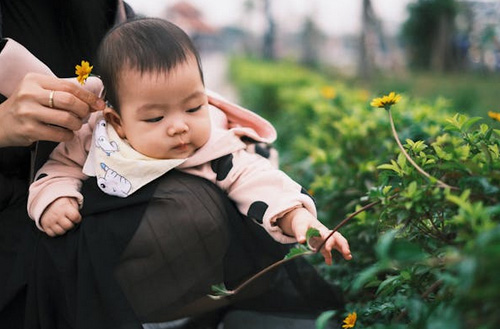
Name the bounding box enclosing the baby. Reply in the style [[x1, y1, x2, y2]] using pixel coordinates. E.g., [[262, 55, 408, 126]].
[[28, 17, 352, 265]]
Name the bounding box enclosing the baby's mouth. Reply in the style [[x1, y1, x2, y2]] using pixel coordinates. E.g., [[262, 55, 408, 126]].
[[173, 138, 189, 150]]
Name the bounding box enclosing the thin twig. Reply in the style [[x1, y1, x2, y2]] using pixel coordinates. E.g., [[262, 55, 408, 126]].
[[230, 251, 313, 295], [388, 109, 457, 190], [225, 197, 389, 296]]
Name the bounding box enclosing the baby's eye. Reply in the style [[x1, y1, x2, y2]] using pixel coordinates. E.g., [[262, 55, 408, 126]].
[[145, 116, 163, 123], [187, 105, 202, 113]]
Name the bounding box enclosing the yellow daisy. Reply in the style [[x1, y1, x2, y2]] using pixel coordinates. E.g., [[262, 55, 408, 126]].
[[370, 92, 402, 110], [488, 111, 500, 122], [75, 60, 93, 85], [342, 312, 357, 328], [321, 86, 336, 100]]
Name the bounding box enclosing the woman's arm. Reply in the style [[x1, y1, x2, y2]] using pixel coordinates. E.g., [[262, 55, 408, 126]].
[[0, 39, 105, 148]]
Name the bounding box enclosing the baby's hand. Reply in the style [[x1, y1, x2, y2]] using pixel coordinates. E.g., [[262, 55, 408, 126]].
[[40, 197, 81, 237], [280, 207, 352, 265]]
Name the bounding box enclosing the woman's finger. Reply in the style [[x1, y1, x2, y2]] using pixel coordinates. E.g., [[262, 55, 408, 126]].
[[33, 74, 104, 117], [63, 76, 105, 102], [18, 120, 75, 144], [52, 78, 105, 112], [28, 105, 83, 132], [41, 89, 92, 120]]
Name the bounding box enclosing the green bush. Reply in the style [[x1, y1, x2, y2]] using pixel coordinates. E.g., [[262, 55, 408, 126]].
[[230, 58, 500, 328]]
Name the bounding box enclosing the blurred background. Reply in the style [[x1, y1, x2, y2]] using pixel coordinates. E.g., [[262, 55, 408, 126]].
[[121, 2, 500, 326], [124, 0, 500, 117]]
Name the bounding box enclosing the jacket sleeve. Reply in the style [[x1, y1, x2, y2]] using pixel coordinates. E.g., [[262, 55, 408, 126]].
[[0, 38, 53, 97], [0, 38, 104, 98], [183, 150, 317, 244], [28, 115, 96, 230]]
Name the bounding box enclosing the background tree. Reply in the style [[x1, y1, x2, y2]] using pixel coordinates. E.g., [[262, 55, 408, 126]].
[[359, 0, 379, 80], [262, 0, 276, 60], [402, 0, 459, 72], [300, 16, 323, 69]]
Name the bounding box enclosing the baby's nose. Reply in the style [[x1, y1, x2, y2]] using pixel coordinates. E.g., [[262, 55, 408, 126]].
[[167, 121, 188, 136]]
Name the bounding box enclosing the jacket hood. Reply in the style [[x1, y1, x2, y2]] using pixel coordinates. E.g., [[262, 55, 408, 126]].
[[207, 90, 277, 144]]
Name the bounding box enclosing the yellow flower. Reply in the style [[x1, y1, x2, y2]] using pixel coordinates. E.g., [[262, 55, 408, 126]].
[[321, 86, 336, 100], [342, 312, 357, 328], [75, 60, 93, 85], [370, 92, 402, 110], [488, 111, 500, 122]]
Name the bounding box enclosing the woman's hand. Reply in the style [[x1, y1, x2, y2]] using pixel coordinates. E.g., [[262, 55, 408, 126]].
[[0, 73, 105, 147]]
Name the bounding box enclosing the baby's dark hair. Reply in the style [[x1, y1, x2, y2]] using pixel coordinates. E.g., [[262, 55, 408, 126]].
[[96, 17, 204, 112]]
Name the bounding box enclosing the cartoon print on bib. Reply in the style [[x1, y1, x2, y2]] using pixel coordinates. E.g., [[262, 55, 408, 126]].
[[95, 119, 118, 156], [97, 162, 132, 197]]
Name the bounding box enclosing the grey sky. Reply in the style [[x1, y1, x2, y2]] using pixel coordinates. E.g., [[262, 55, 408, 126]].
[[125, 0, 414, 35]]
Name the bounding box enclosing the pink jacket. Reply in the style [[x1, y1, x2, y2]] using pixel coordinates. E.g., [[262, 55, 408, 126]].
[[28, 92, 316, 243]]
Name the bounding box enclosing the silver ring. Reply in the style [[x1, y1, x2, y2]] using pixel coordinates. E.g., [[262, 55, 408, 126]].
[[49, 90, 55, 108]]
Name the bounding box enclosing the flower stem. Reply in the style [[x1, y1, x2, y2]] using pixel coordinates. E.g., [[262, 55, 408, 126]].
[[387, 109, 455, 190], [230, 251, 313, 295]]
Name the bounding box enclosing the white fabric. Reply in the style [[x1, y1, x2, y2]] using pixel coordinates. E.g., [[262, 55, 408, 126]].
[[82, 113, 185, 197]]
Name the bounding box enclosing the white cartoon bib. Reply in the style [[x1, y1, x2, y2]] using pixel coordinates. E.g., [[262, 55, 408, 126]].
[[82, 114, 185, 197]]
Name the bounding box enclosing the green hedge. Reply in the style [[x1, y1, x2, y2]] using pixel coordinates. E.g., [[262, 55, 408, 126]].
[[230, 58, 500, 328]]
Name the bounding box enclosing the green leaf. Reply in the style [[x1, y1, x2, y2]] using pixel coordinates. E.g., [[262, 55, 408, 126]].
[[396, 152, 407, 170], [376, 275, 400, 295], [445, 114, 482, 132], [488, 144, 499, 158], [427, 304, 462, 329], [375, 230, 398, 260], [377, 163, 399, 171], [352, 263, 383, 291], [377, 159, 405, 176], [462, 116, 483, 131], [306, 227, 321, 246], [405, 181, 418, 198], [432, 144, 452, 160], [315, 310, 337, 329], [284, 244, 311, 259], [208, 283, 233, 299], [375, 230, 427, 263], [303, 227, 322, 251], [406, 139, 427, 153], [446, 189, 471, 208], [390, 240, 428, 263], [306, 227, 321, 240], [400, 270, 411, 280], [382, 185, 393, 196], [444, 113, 464, 131], [484, 126, 493, 140]]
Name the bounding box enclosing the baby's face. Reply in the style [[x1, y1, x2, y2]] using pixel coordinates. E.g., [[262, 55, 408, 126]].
[[111, 57, 210, 159]]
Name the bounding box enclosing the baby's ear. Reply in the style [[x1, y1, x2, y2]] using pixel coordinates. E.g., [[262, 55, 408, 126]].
[[103, 107, 126, 138]]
